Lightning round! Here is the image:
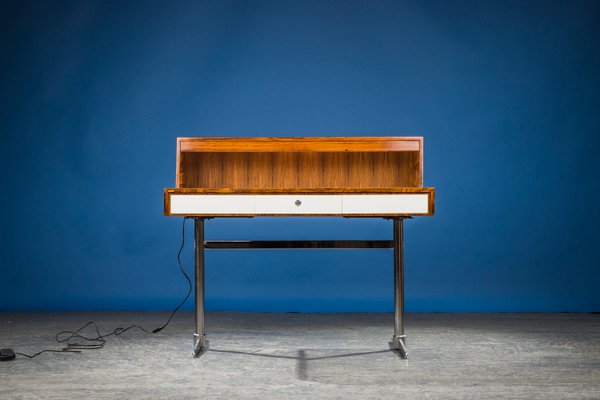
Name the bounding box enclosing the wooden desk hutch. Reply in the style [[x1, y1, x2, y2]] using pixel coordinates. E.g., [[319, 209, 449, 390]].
[[164, 137, 435, 358]]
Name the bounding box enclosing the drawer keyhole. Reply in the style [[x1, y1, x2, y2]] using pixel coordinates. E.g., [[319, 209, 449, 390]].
[[295, 200, 302, 206]]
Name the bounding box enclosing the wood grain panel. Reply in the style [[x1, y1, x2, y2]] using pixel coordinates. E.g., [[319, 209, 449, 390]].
[[178, 137, 421, 153], [165, 187, 435, 193], [177, 151, 421, 189]]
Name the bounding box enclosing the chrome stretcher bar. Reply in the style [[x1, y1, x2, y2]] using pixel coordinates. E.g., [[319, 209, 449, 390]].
[[192, 217, 409, 359], [204, 240, 394, 249]]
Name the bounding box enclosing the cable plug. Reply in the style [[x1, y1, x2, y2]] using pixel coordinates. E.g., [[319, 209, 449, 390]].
[[0, 348, 16, 361]]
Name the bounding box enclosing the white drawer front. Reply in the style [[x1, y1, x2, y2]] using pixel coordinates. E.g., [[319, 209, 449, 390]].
[[170, 195, 255, 215], [254, 195, 342, 214], [342, 194, 430, 214]]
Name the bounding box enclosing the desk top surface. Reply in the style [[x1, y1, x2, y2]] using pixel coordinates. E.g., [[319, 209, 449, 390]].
[[177, 136, 423, 152]]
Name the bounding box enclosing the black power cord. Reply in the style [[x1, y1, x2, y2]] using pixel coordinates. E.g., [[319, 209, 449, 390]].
[[8, 217, 192, 360]]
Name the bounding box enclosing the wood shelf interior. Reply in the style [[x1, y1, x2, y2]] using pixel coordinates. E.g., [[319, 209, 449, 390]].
[[177, 151, 422, 189]]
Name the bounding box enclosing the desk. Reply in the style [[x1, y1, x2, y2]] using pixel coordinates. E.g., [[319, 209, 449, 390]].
[[164, 137, 435, 358]]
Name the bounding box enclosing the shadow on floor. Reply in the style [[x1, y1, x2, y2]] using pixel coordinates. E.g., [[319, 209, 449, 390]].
[[210, 348, 396, 380]]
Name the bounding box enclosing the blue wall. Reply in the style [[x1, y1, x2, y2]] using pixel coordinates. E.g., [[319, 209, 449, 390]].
[[1, 0, 598, 312]]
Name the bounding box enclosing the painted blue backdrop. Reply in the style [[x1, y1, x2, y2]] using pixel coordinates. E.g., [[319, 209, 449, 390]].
[[1, 0, 598, 312]]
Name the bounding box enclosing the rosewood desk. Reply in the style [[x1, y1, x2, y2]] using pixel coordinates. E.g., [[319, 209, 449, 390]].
[[163, 137, 435, 358]]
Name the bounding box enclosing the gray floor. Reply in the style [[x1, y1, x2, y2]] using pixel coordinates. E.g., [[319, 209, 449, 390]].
[[1, 312, 599, 399]]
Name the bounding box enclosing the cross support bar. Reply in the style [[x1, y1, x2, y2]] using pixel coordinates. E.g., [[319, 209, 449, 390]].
[[204, 240, 393, 249]]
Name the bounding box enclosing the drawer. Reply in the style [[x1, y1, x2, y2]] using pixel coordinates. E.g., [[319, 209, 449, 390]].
[[254, 195, 342, 215], [166, 192, 433, 216], [170, 195, 254, 215], [342, 194, 430, 215]]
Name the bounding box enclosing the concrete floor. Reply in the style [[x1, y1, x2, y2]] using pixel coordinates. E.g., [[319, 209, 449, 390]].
[[1, 312, 599, 399]]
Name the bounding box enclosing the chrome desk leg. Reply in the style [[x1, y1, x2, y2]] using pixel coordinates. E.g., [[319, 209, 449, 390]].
[[193, 218, 207, 357], [391, 218, 408, 359]]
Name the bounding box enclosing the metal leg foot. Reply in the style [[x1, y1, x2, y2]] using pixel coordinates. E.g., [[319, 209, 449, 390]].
[[193, 218, 208, 358], [392, 218, 408, 359], [193, 334, 208, 357], [391, 335, 408, 359]]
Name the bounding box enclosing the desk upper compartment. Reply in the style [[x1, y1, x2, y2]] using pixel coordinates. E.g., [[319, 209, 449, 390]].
[[175, 137, 424, 190], [165, 137, 434, 217]]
